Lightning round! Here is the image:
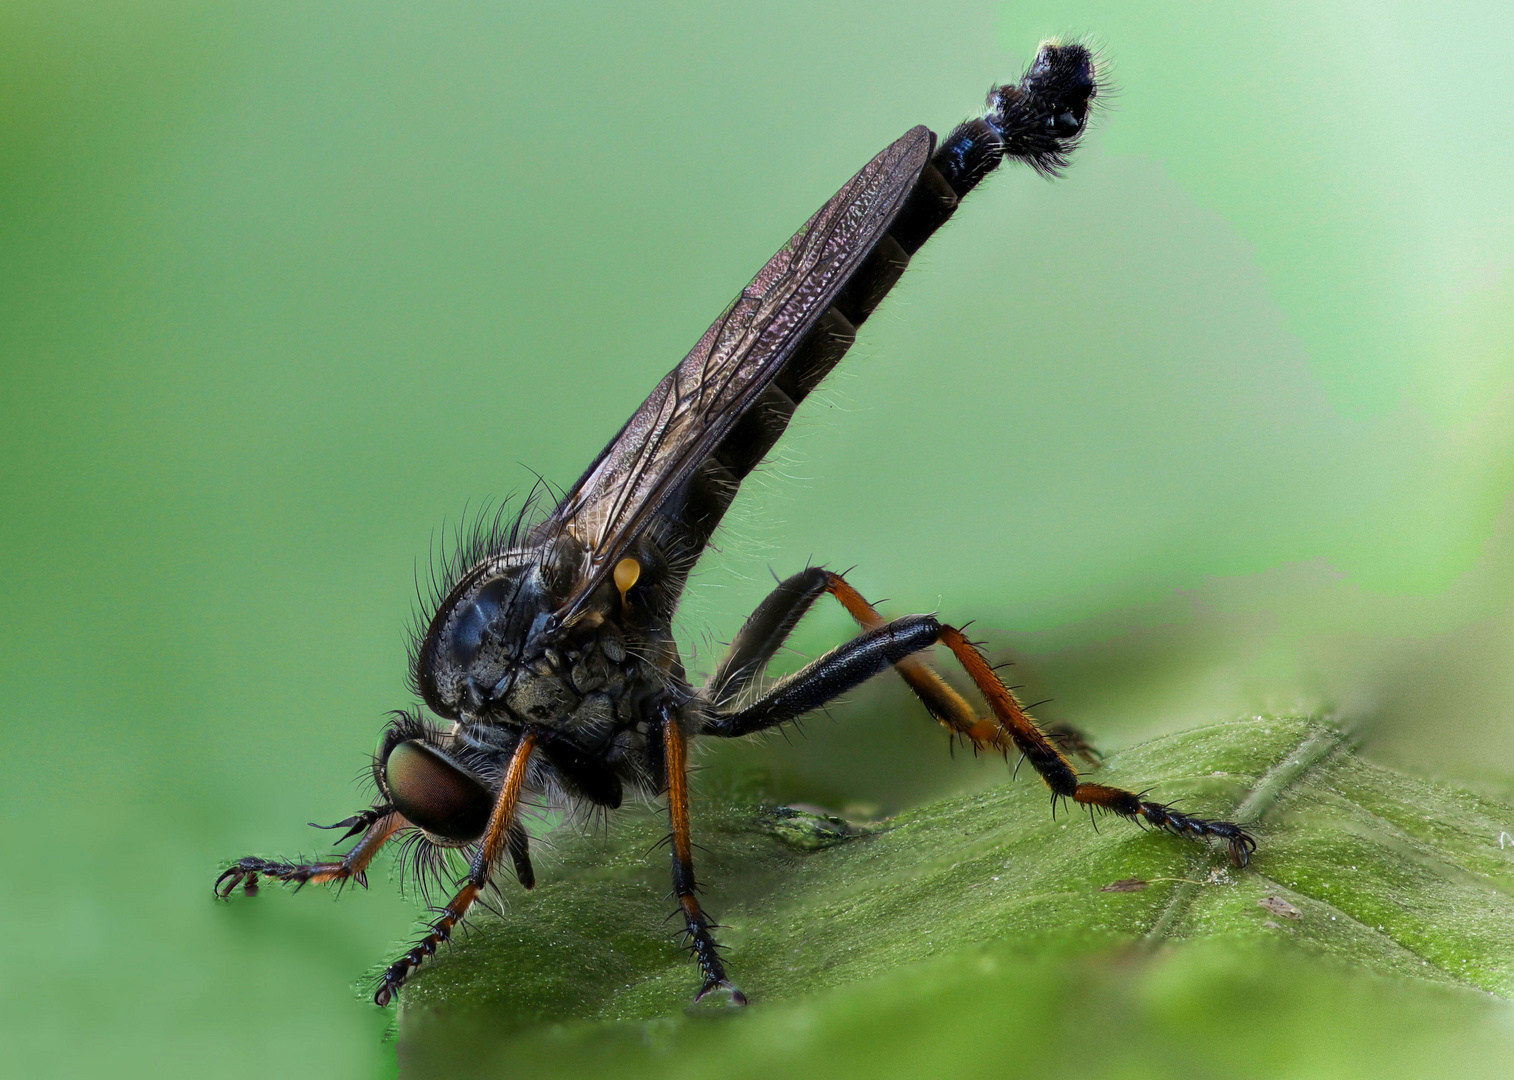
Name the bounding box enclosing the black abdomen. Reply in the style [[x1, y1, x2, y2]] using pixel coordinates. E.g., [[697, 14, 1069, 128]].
[[656, 132, 1012, 566]]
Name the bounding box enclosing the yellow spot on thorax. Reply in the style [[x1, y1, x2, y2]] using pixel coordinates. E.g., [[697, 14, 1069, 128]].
[[614, 557, 641, 605]]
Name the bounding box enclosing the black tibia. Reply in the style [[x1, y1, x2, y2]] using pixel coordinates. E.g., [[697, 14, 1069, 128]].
[[707, 567, 999, 747], [822, 572, 998, 747], [705, 571, 1256, 866], [374, 731, 537, 1007], [662, 711, 745, 1004], [214, 808, 404, 897]]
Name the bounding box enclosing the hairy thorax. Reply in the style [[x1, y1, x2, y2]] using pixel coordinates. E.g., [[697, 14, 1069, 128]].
[[456, 609, 675, 792]]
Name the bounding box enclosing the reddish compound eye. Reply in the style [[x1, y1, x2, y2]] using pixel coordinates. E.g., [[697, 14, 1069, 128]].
[[383, 740, 493, 843]]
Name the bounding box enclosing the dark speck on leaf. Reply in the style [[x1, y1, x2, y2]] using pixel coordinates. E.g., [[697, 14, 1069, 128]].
[[1260, 895, 1303, 919]]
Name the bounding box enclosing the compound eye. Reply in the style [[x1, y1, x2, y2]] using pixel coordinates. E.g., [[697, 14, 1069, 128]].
[[448, 578, 511, 669], [383, 740, 493, 843]]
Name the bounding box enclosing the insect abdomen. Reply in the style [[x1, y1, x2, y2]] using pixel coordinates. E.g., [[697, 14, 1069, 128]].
[[656, 37, 1103, 565], [683, 96, 1070, 521], [657, 158, 965, 559]]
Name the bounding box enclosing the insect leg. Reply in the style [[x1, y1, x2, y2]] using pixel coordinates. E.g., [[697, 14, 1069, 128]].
[[707, 608, 1256, 867], [820, 572, 1008, 750], [663, 711, 746, 1005], [705, 567, 831, 706], [373, 730, 538, 1007], [822, 571, 1100, 764], [213, 806, 405, 897], [706, 567, 1018, 749], [706, 615, 965, 740], [507, 818, 534, 890]]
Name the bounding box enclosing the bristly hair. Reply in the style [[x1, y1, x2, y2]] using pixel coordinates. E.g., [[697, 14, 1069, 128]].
[[372, 707, 504, 788], [991, 37, 1110, 178], [395, 829, 471, 909], [405, 482, 555, 696], [371, 708, 498, 905]]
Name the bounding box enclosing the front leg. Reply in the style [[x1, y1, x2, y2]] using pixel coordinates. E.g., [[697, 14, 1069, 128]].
[[214, 806, 404, 897], [373, 729, 537, 1006], [662, 710, 746, 1005]]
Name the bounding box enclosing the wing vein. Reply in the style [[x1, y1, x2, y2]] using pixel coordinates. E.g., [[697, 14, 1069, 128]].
[[546, 127, 932, 617]]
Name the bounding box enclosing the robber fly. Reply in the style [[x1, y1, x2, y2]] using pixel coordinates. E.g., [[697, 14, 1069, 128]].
[[215, 41, 1255, 1007]]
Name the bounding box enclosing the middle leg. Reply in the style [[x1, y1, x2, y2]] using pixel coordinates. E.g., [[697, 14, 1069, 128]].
[[662, 707, 746, 1004]]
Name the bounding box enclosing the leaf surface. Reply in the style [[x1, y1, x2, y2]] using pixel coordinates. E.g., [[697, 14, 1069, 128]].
[[397, 718, 1514, 1074]]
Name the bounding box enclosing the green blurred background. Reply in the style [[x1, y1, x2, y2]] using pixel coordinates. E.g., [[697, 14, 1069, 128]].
[[4, 1, 1514, 1076]]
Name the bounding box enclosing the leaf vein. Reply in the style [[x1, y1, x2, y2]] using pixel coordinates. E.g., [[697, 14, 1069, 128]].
[[1145, 724, 1347, 941]]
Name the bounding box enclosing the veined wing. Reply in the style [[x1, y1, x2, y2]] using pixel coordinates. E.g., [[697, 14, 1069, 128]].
[[545, 125, 933, 620]]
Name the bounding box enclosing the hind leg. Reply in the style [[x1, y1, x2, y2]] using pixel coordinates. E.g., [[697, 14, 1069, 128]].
[[708, 567, 1099, 762], [705, 577, 1256, 867]]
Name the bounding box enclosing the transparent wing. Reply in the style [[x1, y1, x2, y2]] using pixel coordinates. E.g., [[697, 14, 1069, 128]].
[[545, 125, 933, 619]]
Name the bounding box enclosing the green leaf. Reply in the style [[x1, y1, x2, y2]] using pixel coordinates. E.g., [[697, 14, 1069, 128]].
[[396, 718, 1514, 1075]]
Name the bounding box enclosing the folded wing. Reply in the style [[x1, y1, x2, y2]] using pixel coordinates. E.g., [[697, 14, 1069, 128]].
[[544, 126, 934, 620]]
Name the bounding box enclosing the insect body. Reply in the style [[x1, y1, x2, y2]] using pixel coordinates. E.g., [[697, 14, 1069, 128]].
[[215, 41, 1256, 1007]]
